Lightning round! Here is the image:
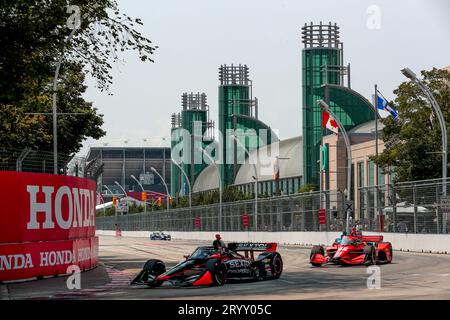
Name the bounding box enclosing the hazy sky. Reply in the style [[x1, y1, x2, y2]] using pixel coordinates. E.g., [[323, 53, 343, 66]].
[[79, 0, 450, 156]]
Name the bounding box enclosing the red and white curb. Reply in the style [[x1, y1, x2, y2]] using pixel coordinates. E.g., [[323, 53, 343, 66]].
[[94, 266, 133, 289], [0, 285, 9, 300]]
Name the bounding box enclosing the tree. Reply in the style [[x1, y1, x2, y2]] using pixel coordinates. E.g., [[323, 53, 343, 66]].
[[0, 1, 157, 155], [372, 68, 450, 182], [0, 104, 51, 150], [299, 184, 318, 193]]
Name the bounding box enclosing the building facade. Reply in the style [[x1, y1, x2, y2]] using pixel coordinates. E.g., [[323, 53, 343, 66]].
[[322, 120, 393, 220], [86, 146, 171, 199]]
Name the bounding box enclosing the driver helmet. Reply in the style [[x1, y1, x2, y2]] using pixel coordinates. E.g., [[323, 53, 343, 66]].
[[215, 234, 221, 240]]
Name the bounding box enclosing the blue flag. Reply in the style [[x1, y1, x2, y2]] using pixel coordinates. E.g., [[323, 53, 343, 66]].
[[376, 91, 399, 120]]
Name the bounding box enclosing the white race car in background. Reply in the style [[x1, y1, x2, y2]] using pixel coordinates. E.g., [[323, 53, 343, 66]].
[[150, 231, 171, 240]]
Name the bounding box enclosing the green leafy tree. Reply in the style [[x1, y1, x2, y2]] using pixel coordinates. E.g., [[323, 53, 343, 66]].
[[372, 68, 450, 182], [299, 184, 318, 193], [0, 1, 157, 154]]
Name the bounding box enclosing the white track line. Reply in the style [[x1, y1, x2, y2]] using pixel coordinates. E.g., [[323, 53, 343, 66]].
[[0, 285, 9, 300]]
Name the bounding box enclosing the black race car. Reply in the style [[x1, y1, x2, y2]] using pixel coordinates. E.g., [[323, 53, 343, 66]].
[[150, 231, 171, 241], [131, 242, 283, 287]]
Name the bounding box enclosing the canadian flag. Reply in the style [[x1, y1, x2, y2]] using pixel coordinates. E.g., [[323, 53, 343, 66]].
[[322, 111, 338, 135]]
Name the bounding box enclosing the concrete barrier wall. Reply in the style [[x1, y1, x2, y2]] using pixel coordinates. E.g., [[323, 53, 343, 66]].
[[96, 230, 450, 254]]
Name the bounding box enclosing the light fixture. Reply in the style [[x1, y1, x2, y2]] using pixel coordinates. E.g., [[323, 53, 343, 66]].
[[400, 67, 416, 80]]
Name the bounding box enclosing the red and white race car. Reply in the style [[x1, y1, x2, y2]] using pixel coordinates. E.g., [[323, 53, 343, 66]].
[[310, 233, 393, 267], [131, 242, 283, 287]]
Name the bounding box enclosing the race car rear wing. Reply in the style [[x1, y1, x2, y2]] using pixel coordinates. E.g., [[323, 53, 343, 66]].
[[228, 242, 277, 252], [361, 235, 384, 243]]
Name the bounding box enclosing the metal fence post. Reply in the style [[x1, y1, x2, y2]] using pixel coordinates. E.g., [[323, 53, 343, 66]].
[[270, 199, 274, 231], [279, 199, 284, 232], [436, 183, 440, 234], [364, 187, 370, 231], [312, 194, 317, 232], [413, 186, 417, 234], [392, 183, 397, 232], [325, 190, 330, 230], [290, 198, 295, 231], [16, 148, 31, 172]]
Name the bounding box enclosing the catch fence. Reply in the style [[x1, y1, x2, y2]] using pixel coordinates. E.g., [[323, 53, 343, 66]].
[[97, 178, 450, 235], [0, 148, 86, 176]]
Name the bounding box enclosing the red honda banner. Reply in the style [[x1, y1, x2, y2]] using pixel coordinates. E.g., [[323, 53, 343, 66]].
[[0, 237, 98, 281], [0, 171, 97, 243], [0, 171, 98, 281]]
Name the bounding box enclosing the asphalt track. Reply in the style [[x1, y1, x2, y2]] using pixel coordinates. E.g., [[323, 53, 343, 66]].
[[2, 235, 450, 300]]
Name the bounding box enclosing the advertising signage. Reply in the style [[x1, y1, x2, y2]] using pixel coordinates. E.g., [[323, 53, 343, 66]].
[[0, 171, 98, 281]]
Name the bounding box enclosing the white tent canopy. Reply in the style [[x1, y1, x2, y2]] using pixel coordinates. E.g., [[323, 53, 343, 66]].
[[382, 201, 431, 214]]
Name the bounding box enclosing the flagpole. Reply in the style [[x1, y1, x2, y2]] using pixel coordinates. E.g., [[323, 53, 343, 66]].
[[374, 84, 380, 231], [318, 99, 353, 233], [374, 84, 379, 165]]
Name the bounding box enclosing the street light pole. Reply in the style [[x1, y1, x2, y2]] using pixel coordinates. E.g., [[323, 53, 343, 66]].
[[318, 100, 353, 233], [131, 174, 146, 214], [200, 149, 223, 231], [114, 181, 128, 197], [171, 159, 192, 208], [104, 185, 117, 217], [52, 26, 79, 174], [103, 185, 113, 195], [114, 181, 128, 216], [231, 134, 259, 231], [401, 68, 448, 196], [151, 167, 170, 211], [317, 159, 323, 217]]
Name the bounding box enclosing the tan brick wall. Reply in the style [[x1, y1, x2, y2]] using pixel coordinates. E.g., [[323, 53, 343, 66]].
[[321, 134, 391, 219]]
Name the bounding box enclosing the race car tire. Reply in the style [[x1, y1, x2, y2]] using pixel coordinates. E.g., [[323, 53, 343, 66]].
[[269, 253, 283, 279], [376, 243, 393, 264], [364, 245, 376, 266], [387, 243, 393, 263], [143, 259, 166, 287], [310, 245, 325, 266], [207, 259, 227, 286], [310, 245, 325, 257]]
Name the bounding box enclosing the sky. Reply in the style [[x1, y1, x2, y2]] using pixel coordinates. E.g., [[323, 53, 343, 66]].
[[79, 0, 450, 156]]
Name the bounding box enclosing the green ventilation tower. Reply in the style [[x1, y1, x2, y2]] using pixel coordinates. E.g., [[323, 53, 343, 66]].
[[170, 93, 214, 196], [170, 112, 182, 196], [301, 21, 375, 187], [218, 64, 277, 187]]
